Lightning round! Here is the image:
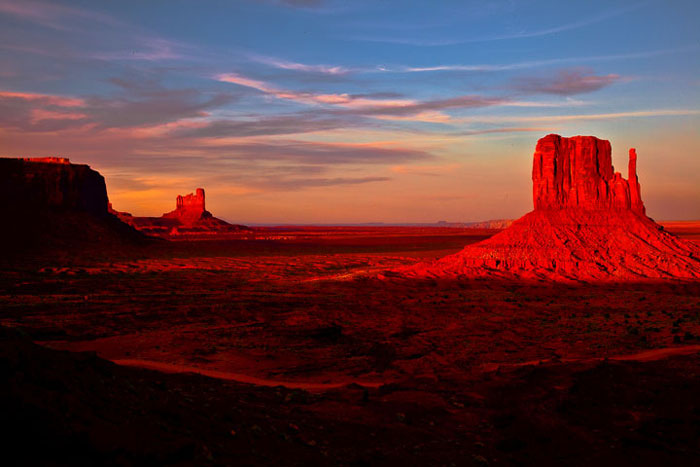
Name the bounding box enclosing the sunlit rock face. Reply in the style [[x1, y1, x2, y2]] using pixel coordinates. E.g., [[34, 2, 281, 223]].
[[163, 188, 211, 225], [403, 135, 700, 281], [0, 157, 109, 216], [532, 134, 644, 214], [112, 187, 251, 238]]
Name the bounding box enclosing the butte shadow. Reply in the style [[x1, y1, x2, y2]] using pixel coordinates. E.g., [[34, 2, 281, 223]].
[[400, 134, 700, 282]]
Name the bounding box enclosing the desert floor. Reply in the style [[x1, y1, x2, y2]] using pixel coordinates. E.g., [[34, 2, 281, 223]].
[[2, 224, 700, 465]]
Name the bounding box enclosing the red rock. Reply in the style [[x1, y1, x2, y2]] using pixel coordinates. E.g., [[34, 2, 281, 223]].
[[403, 134, 700, 281], [0, 157, 109, 216], [532, 134, 645, 213], [0, 156, 145, 252], [628, 148, 645, 215], [163, 188, 209, 224], [114, 187, 251, 239]]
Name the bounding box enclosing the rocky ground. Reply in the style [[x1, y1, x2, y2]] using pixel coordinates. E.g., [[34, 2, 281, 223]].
[[1, 226, 700, 465]]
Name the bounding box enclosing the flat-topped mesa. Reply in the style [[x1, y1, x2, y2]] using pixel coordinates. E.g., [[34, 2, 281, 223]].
[[532, 134, 645, 214], [0, 157, 108, 216], [22, 157, 71, 164]]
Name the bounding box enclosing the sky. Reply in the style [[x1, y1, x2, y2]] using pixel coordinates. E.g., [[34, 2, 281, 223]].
[[0, 0, 698, 223]]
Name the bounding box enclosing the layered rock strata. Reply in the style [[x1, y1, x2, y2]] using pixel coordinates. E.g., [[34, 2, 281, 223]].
[[404, 135, 700, 281]]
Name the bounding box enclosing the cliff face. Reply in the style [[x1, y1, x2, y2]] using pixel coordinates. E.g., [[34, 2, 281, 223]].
[[0, 158, 109, 216], [0, 157, 146, 256], [403, 134, 700, 281], [532, 134, 645, 214]]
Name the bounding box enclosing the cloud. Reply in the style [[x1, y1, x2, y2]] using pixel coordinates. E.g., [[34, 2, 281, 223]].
[[376, 47, 699, 74], [215, 71, 504, 121], [346, 2, 648, 46], [177, 140, 433, 165], [0, 90, 90, 132], [215, 72, 415, 109], [468, 2, 648, 43], [454, 127, 554, 137], [0, 90, 84, 107], [0, 0, 122, 30], [350, 95, 504, 118], [91, 38, 184, 61], [451, 109, 700, 125], [249, 55, 350, 75], [170, 114, 358, 138], [250, 176, 390, 191], [0, 0, 190, 63], [0, 80, 236, 132], [511, 68, 621, 95]]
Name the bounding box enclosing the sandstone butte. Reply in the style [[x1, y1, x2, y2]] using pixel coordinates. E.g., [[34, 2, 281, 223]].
[[404, 134, 700, 281], [111, 188, 250, 237]]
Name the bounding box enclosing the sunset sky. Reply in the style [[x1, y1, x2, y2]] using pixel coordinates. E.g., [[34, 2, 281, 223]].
[[1, 0, 698, 223]]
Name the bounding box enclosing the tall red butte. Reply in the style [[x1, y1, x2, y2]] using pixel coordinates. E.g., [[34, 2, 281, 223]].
[[407, 134, 700, 281]]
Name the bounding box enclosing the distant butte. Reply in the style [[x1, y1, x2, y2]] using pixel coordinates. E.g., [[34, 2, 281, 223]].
[[111, 188, 251, 238], [163, 188, 209, 224], [404, 134, 700, 281]]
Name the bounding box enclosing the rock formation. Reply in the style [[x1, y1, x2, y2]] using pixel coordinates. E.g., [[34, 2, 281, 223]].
[[111, 188, 251, 238], [0, 157, 144, 253], [404, 135, 700, 281], [163, 188, 209, 224], [0, 157, 109, 216], [532, 135, 644, 213]]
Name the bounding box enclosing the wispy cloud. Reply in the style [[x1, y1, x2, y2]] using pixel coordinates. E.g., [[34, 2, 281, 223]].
[[91, 38, 184, 62], [454, 127, 553, 136], [169, 114, 357, 138], [511, 68, 621, 95], [346, 2, 649, 46], [470, 2, 648, 43], [180, 140, 433, 165], [0, 0, 190, 63], [0, 0, 122, 30], [452, 109, 700, 125], [0, 80, 235, 132], [0, 90, 85, 107], [215, 71, 505, 121], [249, 54, 351, 75], [253, 176, 390, 191], [377, 47, 698, 74], [215, 71, 416, 109]]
